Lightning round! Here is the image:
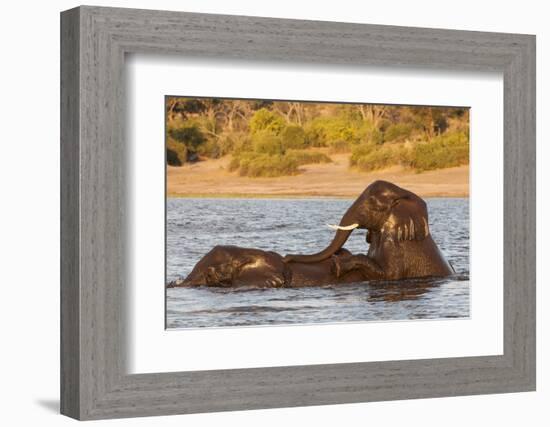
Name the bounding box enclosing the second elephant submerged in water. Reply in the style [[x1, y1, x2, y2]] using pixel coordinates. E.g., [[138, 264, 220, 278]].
[[169, 180, 454, 288]]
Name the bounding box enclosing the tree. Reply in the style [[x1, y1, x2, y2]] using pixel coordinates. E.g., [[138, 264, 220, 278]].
[[280, 125, 307, 149], [358, 104, 388, 128], [249, 108, 285, 135], [167, 122, 206, 153]]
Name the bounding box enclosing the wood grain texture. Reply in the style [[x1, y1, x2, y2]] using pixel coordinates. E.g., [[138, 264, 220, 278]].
[[60, 5, 536, 420], [60, 7, 80, 419]]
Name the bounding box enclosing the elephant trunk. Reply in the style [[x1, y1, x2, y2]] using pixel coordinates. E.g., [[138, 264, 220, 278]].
[[285, 206, 358, 264]]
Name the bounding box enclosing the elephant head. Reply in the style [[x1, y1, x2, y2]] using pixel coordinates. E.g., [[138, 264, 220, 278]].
[[284, 180, 430, 263]]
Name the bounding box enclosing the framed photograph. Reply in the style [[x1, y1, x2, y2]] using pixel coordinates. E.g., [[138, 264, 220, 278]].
[[164, 97, 471, 329], [61, 6, 536, 420]]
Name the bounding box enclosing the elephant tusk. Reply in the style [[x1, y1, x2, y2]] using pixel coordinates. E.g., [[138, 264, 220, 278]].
[[423, 217, 430, 237], [327, 223, 359, 231]]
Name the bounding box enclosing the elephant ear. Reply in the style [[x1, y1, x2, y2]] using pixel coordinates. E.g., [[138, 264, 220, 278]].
[[381, 196, 430, 242]]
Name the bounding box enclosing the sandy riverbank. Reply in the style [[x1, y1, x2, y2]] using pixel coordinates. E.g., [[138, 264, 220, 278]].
[[167, 154, 469, 198]]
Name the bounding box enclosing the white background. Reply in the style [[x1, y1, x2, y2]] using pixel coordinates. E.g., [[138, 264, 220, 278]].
[[0, 1, 547, 426], [128, 57, 503, 373]]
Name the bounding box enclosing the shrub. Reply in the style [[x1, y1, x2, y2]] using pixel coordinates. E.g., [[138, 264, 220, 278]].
[[166, 149, 182, 166], [167, 121, 206, 152], [217, 132, 252, 156], [364, 127, 384, 145], [197, 139, 222, 158], [285, 149, 332, 165], [397, 144, 413, 165], [230, 133, 254, 155], [228, 149, 328, 177], [350, 144, 400, 172], [166, 137, 188, 166], [231, 153, 299, 177], [304, 121, 326, 147], [249, 108, 285, 135], [355, 147, 395, 171], [349, 144, 374, 167], [280, 125, 307, 149], [383, 123, 414, 143], [409, 131, 469, 172], [216, 133, 236, 156], [433, 113, 449, 134], [304, 116, 362, 148], [252, 131, 285, 155], [251, 155, 299, 177], [349, 130, 469, 173]]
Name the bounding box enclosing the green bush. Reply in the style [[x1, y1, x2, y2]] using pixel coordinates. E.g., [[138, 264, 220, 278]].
[[215, 132, 252, 156], [355, 147, 395, 171], [349, 144, 374, 166], [249, 108, 285, 135], [230, 133, 253, 155], [280, 125, 307, 149], [166, 137, 188, 166], [249, 155, 299, 177], [365, 127, 384, 145], [166, 149, 182, 166], [383, 123, 414, 143], [228, 149, 329, 177], [252, 131, 285, 155], [397, 145, 413, 165], [350, 144, 400, 172], [228, 152, 250, 174], [349, 131, 469, 173], [216, 133, 235, 156], [304, 116, 365, 148], [230, 153, 299, 177], [285, 149, 332, 165], [409, 131, 469, 172], [303, 121, 326, 147], [197, 139, 222, 158], [167, 121, 206, 152]]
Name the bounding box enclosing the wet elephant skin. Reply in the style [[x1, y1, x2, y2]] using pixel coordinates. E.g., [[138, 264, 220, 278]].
[[169, 181, 454, 288]]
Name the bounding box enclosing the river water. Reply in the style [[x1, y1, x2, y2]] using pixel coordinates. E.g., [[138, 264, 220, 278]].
[[166, 198, 469, 329]]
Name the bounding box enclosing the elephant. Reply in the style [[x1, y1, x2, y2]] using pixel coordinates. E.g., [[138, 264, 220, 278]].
[[169, 246, 366, 288], [168, 180, 454, 288]]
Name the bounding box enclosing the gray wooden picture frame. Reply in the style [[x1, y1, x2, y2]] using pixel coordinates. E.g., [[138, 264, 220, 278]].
[[60, 5, 536, 420]]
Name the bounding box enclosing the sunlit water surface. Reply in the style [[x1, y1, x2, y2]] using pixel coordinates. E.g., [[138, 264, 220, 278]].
[[166, 198, 469, 328]]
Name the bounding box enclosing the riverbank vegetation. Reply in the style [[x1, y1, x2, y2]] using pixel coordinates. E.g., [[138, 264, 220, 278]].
[[166, 97, 469, 176]]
